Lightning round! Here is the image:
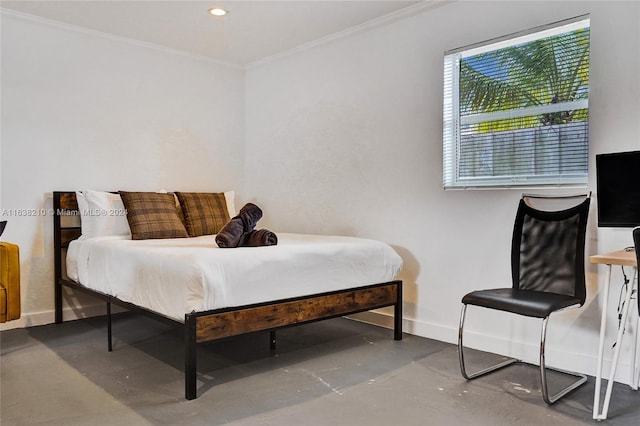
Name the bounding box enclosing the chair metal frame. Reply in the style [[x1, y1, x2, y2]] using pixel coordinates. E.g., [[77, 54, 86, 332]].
[[458, 193, 590, 405], [458, 304, 587, 404]]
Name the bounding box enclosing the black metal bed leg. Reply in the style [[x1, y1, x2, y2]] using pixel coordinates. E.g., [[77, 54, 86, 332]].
[[185, 313, 197, 400], [54, 282, 63, 324], [53, 192, 63, 325], [394, 281, 403, 341], [270, 330, 277, 351], [107, 300, 113, 352]]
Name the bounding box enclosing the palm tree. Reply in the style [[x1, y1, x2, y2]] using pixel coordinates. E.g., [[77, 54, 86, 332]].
[[459, 27, 590, 131]]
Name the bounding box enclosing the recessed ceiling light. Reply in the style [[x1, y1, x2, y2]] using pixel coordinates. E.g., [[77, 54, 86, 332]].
[[208, 7, 228, 17]]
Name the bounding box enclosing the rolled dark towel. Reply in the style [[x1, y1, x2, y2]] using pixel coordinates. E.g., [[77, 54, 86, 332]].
[[238, 203, 262, 232], [215, 217, 244, 248], [240, 229, 278, 247], [216, 203, 265, 248]]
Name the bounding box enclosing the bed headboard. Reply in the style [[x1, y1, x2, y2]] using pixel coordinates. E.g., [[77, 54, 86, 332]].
[[53, 191, 81, 244], [53, 191, 81, 322]]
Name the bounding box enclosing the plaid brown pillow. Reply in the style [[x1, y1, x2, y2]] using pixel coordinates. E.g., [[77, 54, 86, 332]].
[[175, 192, 230, 237], [119, 191, 188, 240]]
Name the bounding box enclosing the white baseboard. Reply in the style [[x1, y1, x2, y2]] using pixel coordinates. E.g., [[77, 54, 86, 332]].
[[350, 310, 639, 386], [0, 303, 124, 331]]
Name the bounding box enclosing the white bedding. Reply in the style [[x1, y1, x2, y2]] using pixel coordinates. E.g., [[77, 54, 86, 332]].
[[67, 233, 402, 321]]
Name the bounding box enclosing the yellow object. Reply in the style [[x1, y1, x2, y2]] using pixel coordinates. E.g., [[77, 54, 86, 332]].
[[0, 241, 21, 323]]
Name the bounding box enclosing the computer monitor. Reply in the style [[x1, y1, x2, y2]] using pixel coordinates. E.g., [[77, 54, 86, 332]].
[[596, 150, 640, 227]]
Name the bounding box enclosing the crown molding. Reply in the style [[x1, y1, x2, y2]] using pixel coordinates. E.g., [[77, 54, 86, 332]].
[[1, 1, 454, 72], [246, 1, 453, 70], [0, 8, 244, 71]]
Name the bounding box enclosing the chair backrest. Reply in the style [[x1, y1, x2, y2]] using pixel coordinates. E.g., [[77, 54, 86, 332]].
[[633, 226, 640, 314], [511, 195, 590, 304]]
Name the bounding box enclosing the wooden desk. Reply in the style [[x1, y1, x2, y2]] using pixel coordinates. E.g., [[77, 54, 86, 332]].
[[589, 249, 638, 420], [590, 249, 636, 267]]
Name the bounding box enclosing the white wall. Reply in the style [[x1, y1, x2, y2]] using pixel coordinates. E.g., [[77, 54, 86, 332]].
[[0, 12, 245, 328], [2, 1, 639, 384], [245, 1, 640, 382]]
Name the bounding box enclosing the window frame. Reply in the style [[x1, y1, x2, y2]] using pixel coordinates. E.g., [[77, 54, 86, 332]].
[[442, 15, 590, 190]]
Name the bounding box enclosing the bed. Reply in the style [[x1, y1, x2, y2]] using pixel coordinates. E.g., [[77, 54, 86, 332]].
[[53, 191, 403, 400]]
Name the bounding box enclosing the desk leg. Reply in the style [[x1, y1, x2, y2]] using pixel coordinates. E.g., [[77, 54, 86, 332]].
[[593, 265, 612, 420], [632, 306, 639, 391], [631, 269, 639, 391], [599, 269, 635, 420]]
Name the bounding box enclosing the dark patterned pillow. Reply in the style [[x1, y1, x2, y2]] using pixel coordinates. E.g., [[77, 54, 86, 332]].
[[175, 192, 230, 237], [119, 191, 188, 240]]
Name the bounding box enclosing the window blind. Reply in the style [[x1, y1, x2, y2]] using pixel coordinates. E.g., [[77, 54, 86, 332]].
[[443, 16, 590, 189]]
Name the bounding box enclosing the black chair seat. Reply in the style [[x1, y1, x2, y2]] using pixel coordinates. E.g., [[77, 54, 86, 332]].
[[462, 288, 582, 318]]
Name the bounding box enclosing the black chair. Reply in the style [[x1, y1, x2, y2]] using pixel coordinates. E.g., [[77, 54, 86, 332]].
[[458, 193, 590, 404]]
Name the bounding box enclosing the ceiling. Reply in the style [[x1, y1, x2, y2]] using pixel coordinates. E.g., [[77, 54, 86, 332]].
[[1, 0, 423, 67]]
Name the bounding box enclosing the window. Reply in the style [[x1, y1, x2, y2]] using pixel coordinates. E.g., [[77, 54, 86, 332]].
[[443, 16, 590, 189]]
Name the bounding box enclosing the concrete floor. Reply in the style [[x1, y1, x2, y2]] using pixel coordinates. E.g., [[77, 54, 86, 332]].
[[1, 314, 639, 426]]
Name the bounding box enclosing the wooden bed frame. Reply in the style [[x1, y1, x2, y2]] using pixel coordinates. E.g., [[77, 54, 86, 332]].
[[53, 191, 403, 400]]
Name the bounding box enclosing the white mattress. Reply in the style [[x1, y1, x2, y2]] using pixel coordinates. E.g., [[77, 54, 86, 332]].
[[66, 233, 402, 321]]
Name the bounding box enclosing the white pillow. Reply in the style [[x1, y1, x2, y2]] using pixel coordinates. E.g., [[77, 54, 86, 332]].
[[224, 191, 236, 217], [75, 191, 91, 238], [76, 190, 131, 239]]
